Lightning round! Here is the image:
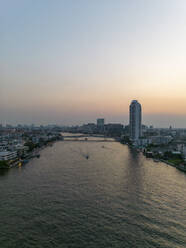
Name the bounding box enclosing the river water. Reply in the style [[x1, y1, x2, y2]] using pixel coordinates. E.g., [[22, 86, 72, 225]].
[[0, 137, 186, 248]]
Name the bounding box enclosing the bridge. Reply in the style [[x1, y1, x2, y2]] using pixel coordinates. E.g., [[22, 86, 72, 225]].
[[62, 139, 116, 142], [61, 135, 116, 142], [61, 133, 117, 142], [62, 134, 106, 139]]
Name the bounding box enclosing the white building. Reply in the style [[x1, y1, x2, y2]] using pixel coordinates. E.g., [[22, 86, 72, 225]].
[[129, 100, 142, 143], [0, 151, 17, 161]]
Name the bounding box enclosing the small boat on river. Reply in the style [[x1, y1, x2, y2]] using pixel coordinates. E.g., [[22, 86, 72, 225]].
[[153, 159, 159, 162]]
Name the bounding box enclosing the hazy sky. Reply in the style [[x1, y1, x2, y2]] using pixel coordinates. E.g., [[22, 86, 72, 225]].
[[1, 0, 186, 127]]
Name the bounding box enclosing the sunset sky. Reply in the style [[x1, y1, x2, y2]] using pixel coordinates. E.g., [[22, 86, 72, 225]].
[[1, 0, 186, 127]]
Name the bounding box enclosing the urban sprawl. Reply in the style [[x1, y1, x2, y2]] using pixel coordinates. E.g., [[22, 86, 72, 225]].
[[1, 100, 186, 172]]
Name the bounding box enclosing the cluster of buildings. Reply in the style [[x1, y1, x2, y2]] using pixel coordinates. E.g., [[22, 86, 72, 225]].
[[1, 100, 186, 169], [0, 125, 62, 166], [128, 100, 186, 168], [62, 118, 124, 137], [63, 100, 186, 166]]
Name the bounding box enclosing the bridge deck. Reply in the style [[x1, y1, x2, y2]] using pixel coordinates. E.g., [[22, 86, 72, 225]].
[[62, 139, 116, 142], [62, 135, 105, 138]]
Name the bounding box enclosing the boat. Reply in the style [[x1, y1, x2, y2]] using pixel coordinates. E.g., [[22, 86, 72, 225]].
[[23, 159, 29, 165], [153, 159, 159, 162]]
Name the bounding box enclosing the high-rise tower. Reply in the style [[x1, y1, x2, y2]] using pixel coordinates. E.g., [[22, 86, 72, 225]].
[[129, 100, 142, 142]]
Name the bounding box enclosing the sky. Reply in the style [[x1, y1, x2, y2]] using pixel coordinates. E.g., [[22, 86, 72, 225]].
[[1, 0, 186, 127]]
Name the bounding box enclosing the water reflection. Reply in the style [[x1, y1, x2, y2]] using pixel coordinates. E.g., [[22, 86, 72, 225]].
[[0, 139, 185, 248], [0, 169, 9, 177]]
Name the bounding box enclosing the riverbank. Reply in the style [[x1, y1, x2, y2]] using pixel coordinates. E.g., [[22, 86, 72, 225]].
[[145, 153, 186, 173], [120, 141, 186, 173], [0, 140, 59, 169], [157, 159, 186, 172], [18, 140, 58, 167]]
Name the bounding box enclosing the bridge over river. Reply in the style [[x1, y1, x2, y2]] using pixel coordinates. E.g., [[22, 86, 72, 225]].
[[61, 134, 116, 142], [62, 139, 116, 142]]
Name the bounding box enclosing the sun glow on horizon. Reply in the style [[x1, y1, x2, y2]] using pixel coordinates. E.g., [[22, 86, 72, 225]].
[[1, 0, 186, 127]]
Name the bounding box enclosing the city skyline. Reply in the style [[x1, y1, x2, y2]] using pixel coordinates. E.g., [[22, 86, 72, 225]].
[[1, 0, 186, 127]]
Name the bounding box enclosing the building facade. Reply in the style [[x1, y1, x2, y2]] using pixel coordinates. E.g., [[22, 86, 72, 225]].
[[129, 100, 142, 143], [97, 118, 105, 133], [0, 151, 17, 161], [97, 118, 104, 127]]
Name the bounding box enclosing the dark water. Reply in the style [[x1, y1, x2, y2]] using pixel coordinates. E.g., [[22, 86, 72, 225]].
[[0, 140, 186, 248]]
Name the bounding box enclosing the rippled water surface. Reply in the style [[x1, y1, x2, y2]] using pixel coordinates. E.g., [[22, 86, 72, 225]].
[[0, 139, 186, 247]]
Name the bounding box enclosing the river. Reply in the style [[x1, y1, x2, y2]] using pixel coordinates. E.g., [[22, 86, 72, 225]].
[[0, 137, 186, 247]]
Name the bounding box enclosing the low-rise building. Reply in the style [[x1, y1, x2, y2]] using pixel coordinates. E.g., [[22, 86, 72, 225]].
[[0, 151, 17, 161], [105, 124, 123, 137], [150, 136, 172, 145], [177, 144, 186, 158]]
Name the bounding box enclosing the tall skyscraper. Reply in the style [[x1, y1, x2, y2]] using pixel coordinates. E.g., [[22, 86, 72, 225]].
[[129, 100, 142, 142]]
